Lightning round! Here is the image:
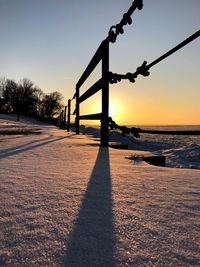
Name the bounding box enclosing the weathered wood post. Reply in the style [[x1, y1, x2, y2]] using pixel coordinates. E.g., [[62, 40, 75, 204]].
[[67, 99, 71, 132], [63, 106, 67, 129], [101, 40, 109, 147], [60, 110, 64, 128], [75, 86, 80, 134], [59, 113, 62, 128]]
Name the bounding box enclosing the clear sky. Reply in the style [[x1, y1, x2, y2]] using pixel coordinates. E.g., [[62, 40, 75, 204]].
[[0, 0, 200, 125]]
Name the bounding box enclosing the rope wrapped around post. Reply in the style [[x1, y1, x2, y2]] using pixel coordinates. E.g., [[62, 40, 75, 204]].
[[109, 117, 200, 137], [109, 29, 200, 84], [107, 0, 143, 43], [109, 61, 149, 84], [109, 117, 141, 138]]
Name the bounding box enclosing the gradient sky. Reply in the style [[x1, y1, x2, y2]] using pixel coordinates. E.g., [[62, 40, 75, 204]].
[[0, 0, 200, 125]]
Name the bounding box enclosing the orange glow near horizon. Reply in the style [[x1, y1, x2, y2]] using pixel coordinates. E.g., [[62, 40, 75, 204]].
[[79, 67, 200, 126], [81, 91, 200, 126], [1, 1, 199, 127], [88, 96, 127, 125]]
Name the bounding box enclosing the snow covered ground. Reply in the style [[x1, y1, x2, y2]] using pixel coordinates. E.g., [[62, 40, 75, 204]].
[[80, 125, 200, 170], [0, 115, 200, 266]]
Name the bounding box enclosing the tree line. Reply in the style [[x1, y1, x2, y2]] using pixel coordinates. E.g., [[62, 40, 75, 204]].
[[0, 77, 64, 121]]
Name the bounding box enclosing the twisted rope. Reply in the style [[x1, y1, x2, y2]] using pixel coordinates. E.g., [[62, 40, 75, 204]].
[[109, 117, 200, 138], [109, 117, 141, 138], [109, 29, 200, 84], [107, 0, 143, 43]]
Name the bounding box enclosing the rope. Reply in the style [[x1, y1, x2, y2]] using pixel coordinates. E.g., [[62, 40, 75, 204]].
[[109, 61, 149, 84], [147, 29, 200, 69], [109, 117, 200, 138], [109, 29, 200, 84], [109, 117, 141, 137], [107, 0, 143, 43]]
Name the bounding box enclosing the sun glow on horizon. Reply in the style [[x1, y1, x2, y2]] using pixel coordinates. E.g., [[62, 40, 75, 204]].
[[85, 96, 127, 125], [107, 98, 127, 124], [109, 102, 116, 118]]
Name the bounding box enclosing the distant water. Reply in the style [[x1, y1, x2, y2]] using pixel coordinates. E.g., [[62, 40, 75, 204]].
[[82, 125, 200, 169], [127, 125, 200, 169], [132, 125, 200, 147]]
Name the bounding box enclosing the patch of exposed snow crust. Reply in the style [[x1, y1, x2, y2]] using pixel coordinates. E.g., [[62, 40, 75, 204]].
[[159, 143, 200, 169]]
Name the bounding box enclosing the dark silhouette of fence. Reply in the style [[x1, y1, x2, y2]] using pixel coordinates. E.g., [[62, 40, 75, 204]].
[[73, 39, 109, 147], [109, 117, 200, 138], [109, 30, 200, 84], [58, 0, 200, 145], [67, 99, 71, 132], [59, 99, 71, 132], [72, 0, 144, 147]]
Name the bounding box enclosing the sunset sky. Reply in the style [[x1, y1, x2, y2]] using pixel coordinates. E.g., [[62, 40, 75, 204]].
[[0, 0, 199, 125]]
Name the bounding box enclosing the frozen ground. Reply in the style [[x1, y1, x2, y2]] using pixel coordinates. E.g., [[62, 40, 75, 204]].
[[80, 125, 200, 169], [0, 115, 200, 266]]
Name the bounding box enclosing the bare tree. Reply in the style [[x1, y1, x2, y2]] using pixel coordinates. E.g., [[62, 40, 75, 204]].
[[0, 77, 7, 112], [34, 87, 44, 117], [17, 78, 37, 117], [1, 77, 64, 122], [41, 91, 63, 118], [1, 79, 18, 114]]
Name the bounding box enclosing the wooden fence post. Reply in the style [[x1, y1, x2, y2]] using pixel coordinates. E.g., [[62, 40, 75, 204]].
[[59, 113, 62, 128], [67, 99, 71, 132], [61, 110, 64, 128], [101, 40, 109, 147], [75, 86, 80, 134], [63, 106, 67, 129]]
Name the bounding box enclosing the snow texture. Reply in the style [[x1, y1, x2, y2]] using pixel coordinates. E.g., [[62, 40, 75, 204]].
[[0, 115, 200, 266]]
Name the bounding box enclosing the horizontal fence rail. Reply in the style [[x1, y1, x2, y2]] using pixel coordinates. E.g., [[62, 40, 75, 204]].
[[74, 0, 143, 146], [76, 41, 106, 90], [79, 113, 102, 121], [74, 40, 109, 145], [60, 1, 199, 148], [109, 117, 200, 138], [79, 79, 102, 104]]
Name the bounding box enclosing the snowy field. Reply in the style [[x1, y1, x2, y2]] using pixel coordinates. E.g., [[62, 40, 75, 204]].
[[81, 124, 200, 169], [0, 115, 200, 266]]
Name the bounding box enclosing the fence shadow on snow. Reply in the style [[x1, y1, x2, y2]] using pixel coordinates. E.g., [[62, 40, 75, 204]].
[[64, 147, 117, 267]]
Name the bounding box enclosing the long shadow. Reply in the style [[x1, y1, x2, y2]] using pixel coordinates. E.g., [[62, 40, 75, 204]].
[[0, 135, 54, 154], [64, 147, 117, 267], [0, 134, 76, 159]]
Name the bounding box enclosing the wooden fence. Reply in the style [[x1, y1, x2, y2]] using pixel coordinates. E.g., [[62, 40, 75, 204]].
[[57, 0, 200, 145]]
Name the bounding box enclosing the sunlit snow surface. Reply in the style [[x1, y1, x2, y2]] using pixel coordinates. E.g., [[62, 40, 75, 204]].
[[131, 125, 200, 169], [126, 128, 200, 169], [0, 115, 200, 266]]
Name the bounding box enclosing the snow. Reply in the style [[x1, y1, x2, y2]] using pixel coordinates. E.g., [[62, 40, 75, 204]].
[[110, 131, 200, 170], [157, 144, 200, 169], [0, 115, 200, 266]]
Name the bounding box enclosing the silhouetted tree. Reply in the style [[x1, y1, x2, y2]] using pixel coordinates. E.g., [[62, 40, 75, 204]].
[[1, 78, 18, 113], [16, 78, 38, 117], [34, 87, 44, 117], [0, 78, 6, 112], [41, 91, 63, 118], [1, 77, 64, 121], [0, 77, 5, 97]]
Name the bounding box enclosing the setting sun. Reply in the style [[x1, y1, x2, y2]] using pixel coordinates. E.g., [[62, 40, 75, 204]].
[[109, 100, 126, 124], [109, 102, 116, 117], [83, 95, 127, 125]]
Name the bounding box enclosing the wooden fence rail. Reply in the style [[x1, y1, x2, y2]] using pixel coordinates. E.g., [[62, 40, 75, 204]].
[[73, 0, 143, 146], [57, 0, 199, 146]]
